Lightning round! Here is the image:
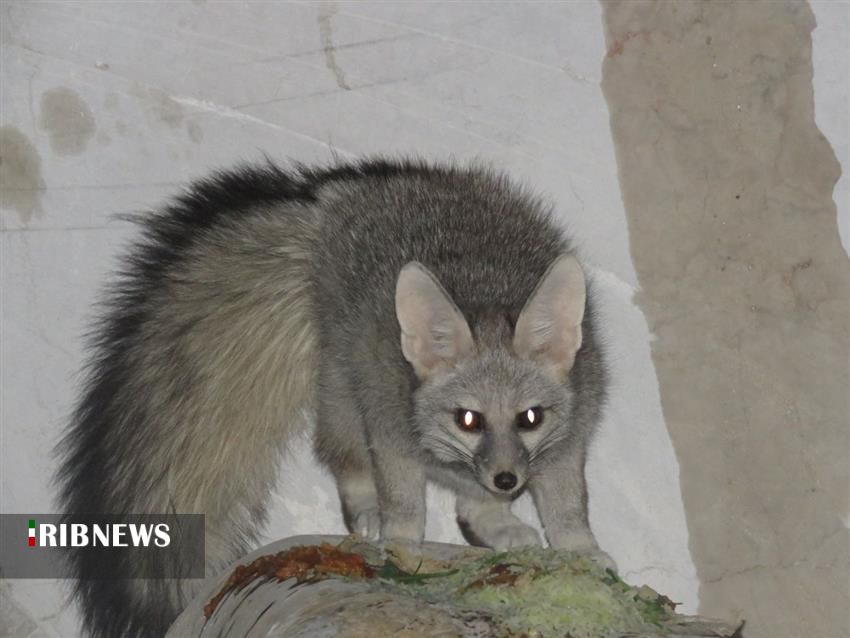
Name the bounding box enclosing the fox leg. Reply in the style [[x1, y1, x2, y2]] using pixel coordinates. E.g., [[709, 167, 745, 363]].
[[455, 490, 541, 550], [528, 444, 616, 571], [336, 469, 381, 540], [314, 363, 381, 539]]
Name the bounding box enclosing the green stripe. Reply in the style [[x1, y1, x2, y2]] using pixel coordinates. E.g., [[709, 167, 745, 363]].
[[28, 519, 35, 529]]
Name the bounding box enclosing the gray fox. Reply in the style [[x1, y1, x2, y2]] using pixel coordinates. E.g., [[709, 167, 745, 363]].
[[57, 158, 612, 637]]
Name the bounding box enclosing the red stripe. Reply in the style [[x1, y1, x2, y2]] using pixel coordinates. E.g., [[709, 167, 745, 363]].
[[28, 537, 36, 547]]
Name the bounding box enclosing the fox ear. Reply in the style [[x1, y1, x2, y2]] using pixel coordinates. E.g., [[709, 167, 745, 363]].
[[513, 254, 586, 377], [396, 262, 474, 379]]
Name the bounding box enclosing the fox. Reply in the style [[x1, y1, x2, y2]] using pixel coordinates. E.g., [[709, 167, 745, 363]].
[[57, 158, 613, 637]]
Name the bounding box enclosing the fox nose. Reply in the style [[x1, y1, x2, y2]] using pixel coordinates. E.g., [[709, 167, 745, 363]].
[[493, 471, 517, 491]]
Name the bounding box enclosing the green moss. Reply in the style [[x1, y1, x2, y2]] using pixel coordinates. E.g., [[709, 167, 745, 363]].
[[371, 547, 672, 638]]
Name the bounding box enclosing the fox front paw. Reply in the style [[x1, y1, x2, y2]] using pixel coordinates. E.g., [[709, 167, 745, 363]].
[[457, 507, 542, 550], [380, 514, 425, 545], [547, 530, 617, 572], [582, 548, 618, 573], [489, 522, 542, 550], [352, 508, 381, 541]]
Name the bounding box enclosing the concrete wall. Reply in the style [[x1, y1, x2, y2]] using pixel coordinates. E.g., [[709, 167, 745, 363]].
[[1, 2, 846, 636]]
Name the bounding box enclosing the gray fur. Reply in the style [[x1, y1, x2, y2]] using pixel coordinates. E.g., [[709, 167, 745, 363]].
[[311, 166, 609, 561], [60, 159, 611, 637]]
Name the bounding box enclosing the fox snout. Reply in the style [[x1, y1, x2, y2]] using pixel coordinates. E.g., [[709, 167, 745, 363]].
[[473, 430, 530, 496], [476, 453, 528, 496], [493, 471, 518, 491], [480, 467, 526, 496]]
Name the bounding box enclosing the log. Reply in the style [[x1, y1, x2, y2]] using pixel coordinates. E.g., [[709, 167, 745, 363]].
[[168, 535, 744, 638]]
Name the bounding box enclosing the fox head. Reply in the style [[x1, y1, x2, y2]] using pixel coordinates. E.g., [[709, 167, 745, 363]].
[[395, 254, 587, 498]]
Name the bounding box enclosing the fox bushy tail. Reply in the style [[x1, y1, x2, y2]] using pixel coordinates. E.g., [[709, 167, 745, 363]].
[[56, 165, 321, 637]]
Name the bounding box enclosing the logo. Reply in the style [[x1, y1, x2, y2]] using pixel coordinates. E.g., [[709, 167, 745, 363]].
[[26, 518, 171, 548], [1, 514, 205, 579]]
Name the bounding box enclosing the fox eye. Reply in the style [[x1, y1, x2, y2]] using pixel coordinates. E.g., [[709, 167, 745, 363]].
[[517, 406, 543, 430], [455, 409, 483, 432]]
